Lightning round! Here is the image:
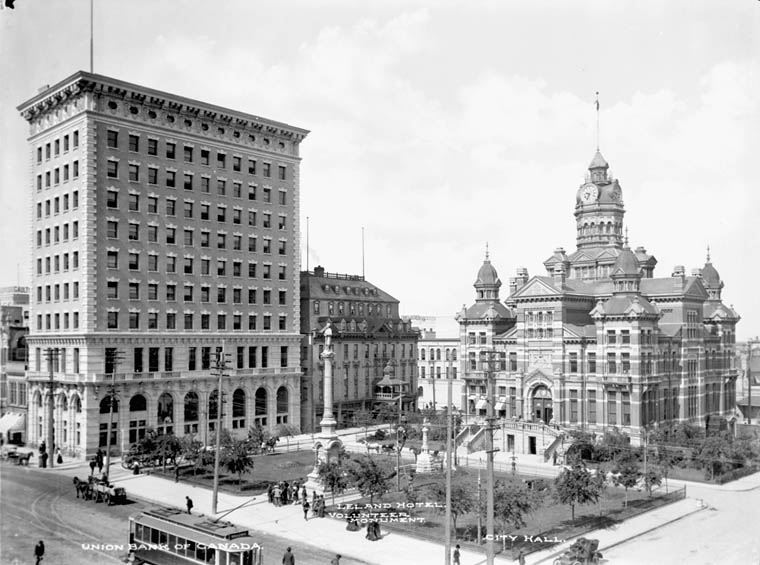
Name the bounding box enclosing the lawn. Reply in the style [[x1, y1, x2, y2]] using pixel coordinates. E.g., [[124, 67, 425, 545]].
[[155, 450, 317, 495], [324, 465, 680, 559]]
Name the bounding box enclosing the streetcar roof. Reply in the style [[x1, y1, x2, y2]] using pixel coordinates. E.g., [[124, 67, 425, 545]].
[[130, 507, 260, 547]]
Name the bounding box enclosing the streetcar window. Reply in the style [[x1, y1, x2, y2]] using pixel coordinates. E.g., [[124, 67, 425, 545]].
[[176, 537, 187, 556], [196, 545, 207, 561], [244, 550, 254, 565], [186, 540, 196, 558], [134, 523, 143, 541], [168, 534, 176, 552], [150, 527, 159, 544], [229, 551, 242, 565], [159, 531, 168, 545], [206, 548, 216, 563]]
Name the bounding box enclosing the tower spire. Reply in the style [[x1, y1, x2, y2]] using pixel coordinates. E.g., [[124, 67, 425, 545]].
[[706, 244, 711, 262], [624, 227, 629, 246], [595, 91, 600, 151], [485, 241, 489, 260]]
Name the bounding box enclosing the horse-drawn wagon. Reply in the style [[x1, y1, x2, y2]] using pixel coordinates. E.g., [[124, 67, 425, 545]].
[[73, 476, 127, 505]]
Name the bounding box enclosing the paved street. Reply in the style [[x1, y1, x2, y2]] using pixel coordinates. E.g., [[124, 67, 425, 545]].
[[0, 462, 146, 565], [602, 481, 760, 565], [0, 461, 373, 565]]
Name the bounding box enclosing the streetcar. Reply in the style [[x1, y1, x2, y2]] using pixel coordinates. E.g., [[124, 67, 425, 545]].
[[128, 507, 263, 565]]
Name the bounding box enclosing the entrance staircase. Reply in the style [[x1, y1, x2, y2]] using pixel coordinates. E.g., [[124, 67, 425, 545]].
[[457, 418, 565, 458]]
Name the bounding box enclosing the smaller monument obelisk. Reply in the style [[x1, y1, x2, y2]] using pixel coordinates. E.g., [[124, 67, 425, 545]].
[[305, 323, 343, 493], [415, 417, 439, 473]]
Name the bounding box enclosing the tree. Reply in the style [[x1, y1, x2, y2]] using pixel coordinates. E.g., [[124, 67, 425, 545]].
[[642, 466, 663, 497], [347, 455, 392, 505], [554, 460, 603, 521], [595, 428, 631, 462], [693, 435, 733, 480], [612, 451, 641, 507], [223, 439, 255, 486], [487, 480, 536, 551], [156, 432, 182, 473], [354, 410, 375, 440], [247, 424, 271, 454], [426, 481, 474, 537], [654, 446, 677, 493], [318, 459, 348, 505]]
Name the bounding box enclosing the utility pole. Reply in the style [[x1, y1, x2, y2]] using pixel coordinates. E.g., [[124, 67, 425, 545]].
[[44, 348, 60, 468], [444, 356, 453, 565], [483, 349, 498, 565], [103, 348, 124, 482], [211, 348, 230, 514], [747, 340, 753, 425], [477, 467, 482, 545], [395, 393, 403, 491]]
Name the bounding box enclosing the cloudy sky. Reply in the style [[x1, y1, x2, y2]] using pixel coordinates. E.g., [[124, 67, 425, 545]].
[[1, 0, 758, 338]]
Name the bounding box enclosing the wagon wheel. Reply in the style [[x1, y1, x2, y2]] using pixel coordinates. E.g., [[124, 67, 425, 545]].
[[105, 492, 112, 505]]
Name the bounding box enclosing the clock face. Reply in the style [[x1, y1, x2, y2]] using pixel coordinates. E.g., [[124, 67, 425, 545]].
[[581, 184, 598, 203]]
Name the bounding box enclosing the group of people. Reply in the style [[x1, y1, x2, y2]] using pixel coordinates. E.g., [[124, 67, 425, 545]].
[[267, 480, 306, 507], [281, 546, 341, 565], [88, 448, 105, 476]]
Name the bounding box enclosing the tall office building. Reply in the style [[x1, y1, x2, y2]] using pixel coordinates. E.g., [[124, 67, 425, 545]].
[[18, 71, 308, 457]]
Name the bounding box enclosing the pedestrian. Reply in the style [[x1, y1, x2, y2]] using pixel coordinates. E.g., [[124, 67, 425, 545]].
[[34, 540, 45, 565], [552, 450, 558, 466], [89, 458, 96, 476], [518, 549, 526, 565], [453, 544, 461, 565], [330, 554, 342, 565], [186, 496, 194, 514], [40, 451, 48, 469], [319, 495, 326, 518], [56, 448, 63, 465], [174, 464, 180, 483], [302, 499, 310, 521], [97, 457, 103, 474], [301, 485, 307, 503], [282, 546, 295, 565], [273, 485, 281, 507], [267, 483, 274, 504]]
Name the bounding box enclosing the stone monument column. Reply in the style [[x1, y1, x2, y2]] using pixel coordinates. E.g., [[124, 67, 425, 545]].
[[305, 324, 343, 493]]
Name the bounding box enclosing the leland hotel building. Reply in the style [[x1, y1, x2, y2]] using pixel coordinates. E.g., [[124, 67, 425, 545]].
[[18, 71, 308, 457]]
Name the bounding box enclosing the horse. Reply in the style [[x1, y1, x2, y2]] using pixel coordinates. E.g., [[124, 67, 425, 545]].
[[263, 437, 279, 454], [72, 476, 90, 499], [365, 442, 381, 454]]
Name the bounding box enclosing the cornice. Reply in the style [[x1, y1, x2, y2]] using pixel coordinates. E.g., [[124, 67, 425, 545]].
[[18, 71, 309, 144]]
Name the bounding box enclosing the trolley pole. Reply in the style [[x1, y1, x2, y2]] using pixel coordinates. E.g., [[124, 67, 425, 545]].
[[212, 349, 230, 514], [484, 350, 497, 565], [104, 349, 124, 482], [45, 348, 59, 468], [444, 357, 453, 565]]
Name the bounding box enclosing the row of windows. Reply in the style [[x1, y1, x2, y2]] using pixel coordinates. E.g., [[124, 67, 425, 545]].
[[419, 348, 458, 361], [36, 192, 79, 218], [106, 160, 289, 203], [313, 301, 393, 318], [36, 130, 80, 163], [104, 311, 288, 332], [104, 251, 287, 279], [36, 162, 80, 190], [36, 253, 79, 275], [35, 281, 80, 303], [106, 130, 286, 179], [35, 222, 79, 247], [36, 312, 80, 331], [106, 282, 287, 306], [105, 222, 286, 253]]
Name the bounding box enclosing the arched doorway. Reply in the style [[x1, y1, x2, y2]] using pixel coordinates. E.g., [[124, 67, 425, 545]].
[[532, 385, 553, 424]]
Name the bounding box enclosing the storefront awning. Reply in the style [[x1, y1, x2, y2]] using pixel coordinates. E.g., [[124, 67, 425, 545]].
[[494, 402, 506, 411], [0, 412, 25, 434], [475, 399, 488, 410]]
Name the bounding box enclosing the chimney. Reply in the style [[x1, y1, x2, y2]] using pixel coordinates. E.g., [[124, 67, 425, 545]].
[[509, 267, 529, 294], [672, 265, 685, 278], [313, 265, 325, 277], [691, 268, 703, 278]]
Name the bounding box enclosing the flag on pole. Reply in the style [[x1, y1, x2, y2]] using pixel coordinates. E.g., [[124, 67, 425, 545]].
[[595, 92, 600, 111]]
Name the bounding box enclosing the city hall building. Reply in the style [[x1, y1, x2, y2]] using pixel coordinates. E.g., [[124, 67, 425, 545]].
[[18, 71, 308, 457], [457, 150, 740, 446]]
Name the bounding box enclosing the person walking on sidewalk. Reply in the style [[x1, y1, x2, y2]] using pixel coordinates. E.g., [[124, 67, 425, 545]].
[[453, 544, 461, 565], [186, 496, 194, 514], [282, 546, 295, 565], [174, 464, 180, 483], [518, 549, 526, 565], [34, 540, 45, 564], [89, 457, 96, 476], [330, 554, 341, 565], [302, 499, 310, 521]]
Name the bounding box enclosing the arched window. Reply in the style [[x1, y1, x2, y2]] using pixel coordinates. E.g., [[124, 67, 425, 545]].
[[60, 393, 68, 412], [71, 394, 81, 413], [276, 386, 288, 424], [255, 388, 267, 427], [420, 349, 426, 361], [452, 349, 458, 361], [184, 392, 199, 434], [232, 388, 246, 429], [436, 349, 441, 361], [35, 391, 42, 408], [100, 395, 118, 414], [129, 394, 147, 412]]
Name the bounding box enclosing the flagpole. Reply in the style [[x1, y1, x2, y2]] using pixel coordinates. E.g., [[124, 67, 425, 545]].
[[89, 0, 94, 73], [595, 91, 600, 151]]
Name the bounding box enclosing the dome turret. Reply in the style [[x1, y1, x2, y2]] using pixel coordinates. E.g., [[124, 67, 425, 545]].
[[702, 246, 724, 300], [611, 235, 641, 293], [474, 244, 501, 302]]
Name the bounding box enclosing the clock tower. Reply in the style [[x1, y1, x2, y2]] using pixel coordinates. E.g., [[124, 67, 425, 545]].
[[574, 150, 625, 249]]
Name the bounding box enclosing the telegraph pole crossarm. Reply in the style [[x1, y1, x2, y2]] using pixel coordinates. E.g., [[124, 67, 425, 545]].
[[104, 348, 125, 482], [211, 349, 231, 514]]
